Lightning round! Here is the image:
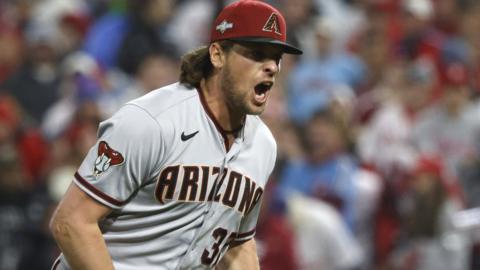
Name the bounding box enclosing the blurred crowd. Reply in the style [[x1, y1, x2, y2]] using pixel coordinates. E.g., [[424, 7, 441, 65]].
[[1, 0, 480, 269]]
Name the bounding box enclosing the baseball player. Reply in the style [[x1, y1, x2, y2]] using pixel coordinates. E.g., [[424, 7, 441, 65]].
[[49, 1, 302, 269]]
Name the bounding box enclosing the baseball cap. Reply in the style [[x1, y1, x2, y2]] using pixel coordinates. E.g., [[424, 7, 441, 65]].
[[210, 0, 302, 55]]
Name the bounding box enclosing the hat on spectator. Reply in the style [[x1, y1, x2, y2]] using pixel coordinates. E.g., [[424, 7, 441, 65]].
[[210, 0, 302, 55]]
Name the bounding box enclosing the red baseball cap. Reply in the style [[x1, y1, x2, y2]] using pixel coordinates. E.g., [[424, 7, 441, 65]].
[[210, 0, 302, 55]]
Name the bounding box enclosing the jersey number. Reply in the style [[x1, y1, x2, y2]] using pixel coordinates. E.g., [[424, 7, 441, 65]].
[[201, 227, 236, 266]]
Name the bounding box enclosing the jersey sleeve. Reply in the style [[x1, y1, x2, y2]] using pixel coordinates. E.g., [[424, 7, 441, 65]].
[[74, 104, 165, 209], [235, 196, 263, 242]]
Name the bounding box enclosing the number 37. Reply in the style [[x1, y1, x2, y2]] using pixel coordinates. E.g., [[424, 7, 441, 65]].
[[201, 227, 237, 266]]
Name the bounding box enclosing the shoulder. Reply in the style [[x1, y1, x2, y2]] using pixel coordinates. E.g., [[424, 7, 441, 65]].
[[98, 83, 198, 140], [98, 103, 161, 140], [126, 82, 199, 118]]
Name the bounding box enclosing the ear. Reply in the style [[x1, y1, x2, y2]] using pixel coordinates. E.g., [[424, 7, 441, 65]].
[[209, 42, 227, 69]]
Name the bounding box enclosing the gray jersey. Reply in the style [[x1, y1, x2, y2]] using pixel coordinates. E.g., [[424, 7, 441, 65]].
[[53, 82, 277, 270]]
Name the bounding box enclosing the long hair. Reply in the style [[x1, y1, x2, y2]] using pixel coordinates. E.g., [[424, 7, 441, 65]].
[[179, 41, 234, 89]]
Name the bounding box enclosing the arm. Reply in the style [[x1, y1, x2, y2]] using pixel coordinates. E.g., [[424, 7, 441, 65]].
[[216, 239, 260, 270], [50, 183, 114, 270]]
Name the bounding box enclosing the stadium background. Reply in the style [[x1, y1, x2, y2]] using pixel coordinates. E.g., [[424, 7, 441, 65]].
[[1, 0, 480, 269]]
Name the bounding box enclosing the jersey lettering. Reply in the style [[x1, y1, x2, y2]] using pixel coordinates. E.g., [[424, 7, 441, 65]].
[[178, 166, 199, 201], [154, 165, 264, 215], [222, 171, 242, 208], [198, 166, 210, 201], [155, 165, 180, 203], [238, 177, 256, 215]]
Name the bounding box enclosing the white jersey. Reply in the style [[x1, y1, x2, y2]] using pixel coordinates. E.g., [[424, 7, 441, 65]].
[[53, 82, 277, 270]]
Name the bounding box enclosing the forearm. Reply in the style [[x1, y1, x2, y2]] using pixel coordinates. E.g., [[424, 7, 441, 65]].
[[216, 239, 259, 270], [51, 219, 114, 270]]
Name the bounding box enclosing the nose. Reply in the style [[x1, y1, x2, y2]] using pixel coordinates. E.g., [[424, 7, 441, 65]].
[[263, 59, 279, 77]]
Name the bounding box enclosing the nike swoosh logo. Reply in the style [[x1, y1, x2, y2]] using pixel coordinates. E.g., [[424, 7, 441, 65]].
[[181, 131, 199, 141]]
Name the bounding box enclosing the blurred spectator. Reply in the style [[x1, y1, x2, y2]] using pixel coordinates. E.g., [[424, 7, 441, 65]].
[[46, 99, 100, 203], [116, 0, 177, 75], [0, 94, 49, 185], [412, 62, 480, 179], [1, 20, 62, 124], [167, 0, 218, 56], [357, 59, 435, 178], [351, 5, 396, 92], [357, 60, 436, 267], [98, 52, 179, 118], [0, 25, 24, 83], [41, 52, 104, 140], [82, 2, 129, 69], [278, 108, 359, 231], [433, 0, 465, 35], [460, 1, 480, 95], [397, 0, 443, 62], [287, 18, 365, 125], [314, 0, 368, 52], [57, 12, 91, 57], [389, 155, 470, 270], [0, 144, 55, 270], [278, 0, 320, 58], [286, 193, 363, 270]]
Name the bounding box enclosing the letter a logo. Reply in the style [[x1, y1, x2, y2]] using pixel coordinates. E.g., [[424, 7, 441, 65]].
[[262, 13, 282, 36]]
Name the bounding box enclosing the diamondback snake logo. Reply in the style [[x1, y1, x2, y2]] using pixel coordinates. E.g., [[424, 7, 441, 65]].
[[94, 141, 124, 176]]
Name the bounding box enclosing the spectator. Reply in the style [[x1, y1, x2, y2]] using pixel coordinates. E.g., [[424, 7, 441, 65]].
[[357, 59, 434, 178], [0, 144, 56, 270], [98, 51, 179, 118], [413, 62, 480, 178], [287, 18, 365, 125], [1, 21, 62, 124], [116, 0, 177, 75], [389, 155, 470, 270], [278, 108, 359, 231]]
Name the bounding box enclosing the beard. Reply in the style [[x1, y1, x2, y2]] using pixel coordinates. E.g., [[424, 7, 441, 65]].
[[220, 64, 264, 116]]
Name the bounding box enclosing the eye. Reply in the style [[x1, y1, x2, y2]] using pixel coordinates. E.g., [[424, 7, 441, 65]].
[[235, 44, 283, 64], [250, 50, 283, 64], [245, 50, 266, 61]]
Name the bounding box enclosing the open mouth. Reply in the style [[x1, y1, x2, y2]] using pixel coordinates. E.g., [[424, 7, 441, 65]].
[[254, 81, 273, 103]]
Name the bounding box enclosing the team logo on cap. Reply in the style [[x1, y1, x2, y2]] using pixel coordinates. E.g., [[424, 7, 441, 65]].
[[94, 141, 124, 176], [262, 13, 281, 35], [216, 20, 233, 34]]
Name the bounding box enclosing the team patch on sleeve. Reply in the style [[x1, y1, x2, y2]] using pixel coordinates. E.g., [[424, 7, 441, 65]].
[[94, 141, 125, 176]]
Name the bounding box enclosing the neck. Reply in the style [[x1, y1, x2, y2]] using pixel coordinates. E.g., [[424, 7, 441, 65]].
[[200, 76, 245, 133]]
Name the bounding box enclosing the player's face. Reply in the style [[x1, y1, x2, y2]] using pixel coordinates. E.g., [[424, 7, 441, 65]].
[[220, 42, 283, 115]]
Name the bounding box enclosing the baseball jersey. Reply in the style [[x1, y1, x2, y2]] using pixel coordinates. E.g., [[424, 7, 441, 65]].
[[53, 82, 277, 270]]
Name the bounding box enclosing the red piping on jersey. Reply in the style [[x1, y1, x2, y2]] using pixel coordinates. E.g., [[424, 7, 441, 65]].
[[197, 88, 231, 151], [74, 172, 124, 207], [236, 228, 255, 239]]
